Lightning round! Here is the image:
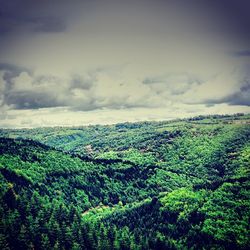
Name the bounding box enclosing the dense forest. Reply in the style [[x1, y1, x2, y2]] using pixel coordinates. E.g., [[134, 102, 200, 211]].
[[0, 113, 249, 249]]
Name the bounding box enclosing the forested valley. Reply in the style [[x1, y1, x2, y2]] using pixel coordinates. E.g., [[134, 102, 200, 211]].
[[0, 114, 249, 250]]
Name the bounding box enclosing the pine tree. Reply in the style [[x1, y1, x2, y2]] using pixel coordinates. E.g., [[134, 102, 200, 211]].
[[72, 242, 81, 250], [41, 234, 51, 249], [129, 235, 138, 250], [0, 233, 10, 250], [113, 236, 120, 250], [3, 183, 17, 209], [113, 228, 121, 250], [52, 240, 60, 250], [64, 226, 73, 249], [18, 225, 30, 250], [98, 223, 110, 250], [86, 222, 96, 250], [71, 216, 80, 242]]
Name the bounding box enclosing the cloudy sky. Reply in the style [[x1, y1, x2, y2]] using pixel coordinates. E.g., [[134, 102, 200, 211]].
[[0, 0, 250, 128]]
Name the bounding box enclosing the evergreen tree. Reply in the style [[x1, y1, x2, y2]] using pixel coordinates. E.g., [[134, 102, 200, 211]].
[[18, 225, 29, 250], [0, 233, 10, 250], [41, 234, 51, 249]]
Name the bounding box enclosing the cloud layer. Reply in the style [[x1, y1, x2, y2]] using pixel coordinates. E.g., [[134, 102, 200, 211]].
[[1, 61, 249, 112], [0, 0, 250, 127]]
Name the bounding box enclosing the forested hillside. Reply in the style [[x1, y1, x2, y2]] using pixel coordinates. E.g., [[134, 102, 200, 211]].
[[0, 114, 249, 249]]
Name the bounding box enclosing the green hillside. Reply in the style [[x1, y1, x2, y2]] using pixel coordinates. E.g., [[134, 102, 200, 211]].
[[0, 114, 249, 249]]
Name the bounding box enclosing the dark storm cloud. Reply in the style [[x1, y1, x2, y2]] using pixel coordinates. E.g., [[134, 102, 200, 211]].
[[0, 0, 71, 34], [205, 90, 250, 106], [226, 66, 250, 106], [194, 0, 250, 43], [223, 79, 250, 106], [5, 91, 64, 109], [216, 0, 250, 40], [231, 51, 250, 57], [226, 92, 250, 106], [70, 74, 94, 90], [0, 0, 249, 37], [0, 63, 30, 75], [203, 76, 250, 106]]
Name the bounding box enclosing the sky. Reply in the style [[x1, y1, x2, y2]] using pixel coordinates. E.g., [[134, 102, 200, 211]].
[[0, 0, 250, 128]]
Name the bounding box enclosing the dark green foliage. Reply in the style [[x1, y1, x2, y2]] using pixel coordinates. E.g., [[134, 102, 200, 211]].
[[0, 114, 249, 249]]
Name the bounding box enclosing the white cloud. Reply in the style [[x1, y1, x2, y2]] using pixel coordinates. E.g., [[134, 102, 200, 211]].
[[182, 61, 250, 105], [0, 58, 249, 128], [12, 72, 33, 91]]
